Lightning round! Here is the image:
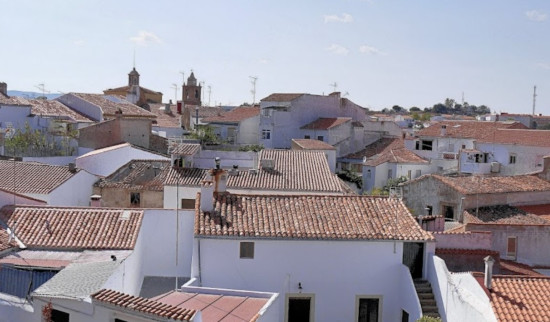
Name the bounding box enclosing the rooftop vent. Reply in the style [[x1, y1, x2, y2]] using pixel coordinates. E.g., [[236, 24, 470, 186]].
[[260, 159, 274, 170], [120, 210, 131, 221]]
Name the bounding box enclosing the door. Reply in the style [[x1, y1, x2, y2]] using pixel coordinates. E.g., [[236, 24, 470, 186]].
[[287, 296, 312, 322], [403, 242, 424, 279]]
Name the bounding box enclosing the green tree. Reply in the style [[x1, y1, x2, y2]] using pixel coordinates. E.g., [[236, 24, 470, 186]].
[[188, 125, 219, 145]]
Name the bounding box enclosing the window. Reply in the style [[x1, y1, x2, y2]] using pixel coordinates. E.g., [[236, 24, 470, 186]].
[[263, 108, 271, 117], [426, 205, 433, 216], [317, 136, 324, 141], [401, 310, 409, 322], [416, 140, 433, 151], [461, 144, 466, 149], [240, 242, 254, 259], [181, 199, 195, 209], [115, 319, 129, 322], [304, 135, 310, 139], [407, 170, 412, 179], [509, 154, 517, 164], [415, 169, 421, 178], [442, 205, 454, 220], [507, 236, 517, 259], [286, 294, 314, 322], [130, 192, 140, 207], [387, 169, 393, 179], [262, 129, 271, 140], [51, 309, 70, 322], [356, 297, 381, 322], [366, 169, 371, 179]]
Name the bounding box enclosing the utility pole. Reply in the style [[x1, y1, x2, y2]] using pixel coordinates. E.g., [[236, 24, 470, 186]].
[[249, 76, 258, 105], [533, 85, 537, 116]]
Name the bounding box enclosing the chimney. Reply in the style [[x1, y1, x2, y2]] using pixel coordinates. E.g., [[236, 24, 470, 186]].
[[90, 195, 102, 207], [68, 163, 77, 173], [0, 82, 6, 96], [441, 124, 447, 136], [200, 181, 214, 212], [210, 157, 228, 194], [484, 255, 495, 290], [541, 156, 550, 181], [164, 103, 172, 114]]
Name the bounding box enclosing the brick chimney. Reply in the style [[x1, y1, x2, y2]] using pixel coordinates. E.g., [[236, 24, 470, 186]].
[[0, 82, 7, 96], [484, 255, 495, 290]]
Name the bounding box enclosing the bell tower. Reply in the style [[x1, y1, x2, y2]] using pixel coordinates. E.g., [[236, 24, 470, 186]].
[[128, 68, 140, 86], [182, 72, 201, 106]]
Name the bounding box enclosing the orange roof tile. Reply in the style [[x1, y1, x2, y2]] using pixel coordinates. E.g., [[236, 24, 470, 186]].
[[92, 289, 196, 321], [464, 205, 550, 225], [195, 194, 434, 241], [260, 93, 304, 102], [412, 120, 527, 140], [487, 275, 550, 321], [300, 117, 351, 130], [69, 93, 156, 119], [499, 260, 546, 277], [365, 147, 428, 166], [202, 106, 260, 123], [0, 205, 143, 250], [517, 204, 550, 222], [478, 129, 550, 147], [292, 139, 336, 150], [95, 160, 170, 191], [424, 174, 550, 195], [149, 103, 181, 128], [0, 93, 31, 106], [0, 160, 80, 194], [344, 137, 403, 159], [16, 98, 93, 123], [170, 143, 201, 156]]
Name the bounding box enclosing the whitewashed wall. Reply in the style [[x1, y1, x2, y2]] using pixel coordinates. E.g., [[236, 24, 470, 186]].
[[192, 238, 418, 322], [238, 115, 260, 145], [56, 94, 103, 122], [0, 190, 45, 208]]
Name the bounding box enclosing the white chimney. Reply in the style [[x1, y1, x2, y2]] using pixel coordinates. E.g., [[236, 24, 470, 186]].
[[200, 181, 214, 212], [90, 195, 102, 207], [484, 255, 495, 289], [441, 124, 447, 136]]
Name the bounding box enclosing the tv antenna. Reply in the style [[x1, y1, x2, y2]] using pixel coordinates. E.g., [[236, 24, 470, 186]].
[[199, 81, 205, 106], [208, 85, 212, 107], [249, 76, 258, 105], [171, 83, 179, 104], [179, 71, 185, 85], [35, 83, 50, 98], [329, 82, 338, 92], [533, 85, 537, 116]]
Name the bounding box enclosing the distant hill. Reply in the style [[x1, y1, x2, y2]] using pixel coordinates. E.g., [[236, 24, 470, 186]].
[[7, 90, 62, 100]]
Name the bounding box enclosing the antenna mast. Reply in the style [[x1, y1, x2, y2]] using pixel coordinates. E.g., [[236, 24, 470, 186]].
[[329, 82, 338, 92], [208, 85, 212, 107], [533, 85, 537, 116], [171, 83, 179, 104], [179, 71, 185, 85], [249, 76, 258, 105], [34, 83, 50, 98]]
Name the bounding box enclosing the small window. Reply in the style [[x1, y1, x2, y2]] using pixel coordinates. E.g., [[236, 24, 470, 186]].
[[366, 169, 371, 179], [240, 242, 254, 259], [421, 140, 432, 151], [115, 319, 129, 322], [415, 169, 421, 178], [401, 310, 409, 322], [263, 109, 271, 117], [317, 136, 324, 141], [181, 198, 195, 209], [262, 129, 271, 140], [415, 141, 420, 150], [357, 297, 380, 322], [426, 205, 433, 216], [130, 192, 140, 206], [507, 236, 517, 259], [387, 169, 393, 179], [51, 309, 70, 322], [461, 144, 466, 149], [304, 135, 310, 139], [443, 205, 454, 220], [509, 154, 517, 164]]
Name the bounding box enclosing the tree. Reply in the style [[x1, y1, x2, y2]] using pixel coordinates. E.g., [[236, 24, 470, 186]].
[[392, 105, 405, 113], [188, 125, 219, 145], [410, 106, 421, 112]]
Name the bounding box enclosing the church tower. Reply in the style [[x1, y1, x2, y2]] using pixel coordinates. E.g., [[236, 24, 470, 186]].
[[128, 68, 140, 86], [182, 72, 201, 106]]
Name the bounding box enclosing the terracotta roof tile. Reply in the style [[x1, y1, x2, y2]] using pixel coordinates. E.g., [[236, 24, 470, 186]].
[[0, 93, 30, 106], [203, 106, 260, 123], [0, 205, 143, 250], [478, 129, 550, 147], [292, 139, 336, 150], [0, 160, 79, 194], [24, 99, 93, 122], [487, 275, 550, 321], [260, 93, 304, 102], [413, 120, 527, 140], [170, 143, 201, 156], [163, 167, 209, 186], [69, 93, 156, 119], [92, 289, 196, 321], [300, 117, 351, 130], [517, 204, 550, 222], [344, 137, 403, 159], [499, 260, 546, 277], [427, 174, 550, 195], [149, 103, 181, 128], [195, 194, 434, 241], [365, 147, 428, 166], [95, 160, 170, 191], [464, 205, 550, 225], [184, 106, 225, 118]]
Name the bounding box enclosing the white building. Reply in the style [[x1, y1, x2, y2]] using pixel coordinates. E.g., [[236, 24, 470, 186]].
[[191, 191, 435, 322], [202, 105, 260, 145]]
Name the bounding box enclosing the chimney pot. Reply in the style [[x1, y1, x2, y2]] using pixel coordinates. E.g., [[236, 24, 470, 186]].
[[484, 255, 495, 289]]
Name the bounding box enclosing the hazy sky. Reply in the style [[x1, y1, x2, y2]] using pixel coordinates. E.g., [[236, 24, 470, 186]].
[[1, 1, 549, 113]]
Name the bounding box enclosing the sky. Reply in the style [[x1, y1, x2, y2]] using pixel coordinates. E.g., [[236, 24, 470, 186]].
[[1, 0, 549, 114]]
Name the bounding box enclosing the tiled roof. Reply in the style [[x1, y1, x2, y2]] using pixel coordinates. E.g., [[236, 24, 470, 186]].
[[149, 103, 181, 128], [0, 93, 31, 106], [184, 105, 224, 118], [425, 174, 550, 195], [344, 137, 403, 160], [436, 248, 498, 256], [260, 93, 304, 102], [500, 260, 546, 277], [412, 120, 526, 140], [104, 85, 162, 95], [517, 204, 550, 222], [0, 205, 143, 250], [226, 149, 343, 192], [195, 194, 434, 241], [478, 129, 550, 147], [170, 143, 201, 156], [33, 260, 119, 299], [69, 93, 156, 118], [26, 99, 93, 122], [463, 205, 550, 225], [92, 289, 196, 321], [163, 167, 209, 186], [365, 147, 428, 166], [0, 160, 79, 194], [152, 290, 269, 322], [487, 275, 550, 321], [300, 117, 351, 130], [202, 106, 260, 123], [95, 160, 170, 191], [292, 139, 336, 150]]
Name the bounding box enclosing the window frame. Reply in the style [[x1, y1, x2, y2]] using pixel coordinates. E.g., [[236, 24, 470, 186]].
[[285, 293, 315, 322], [355, 295, 383, 322], [509, 154, 517, 164], [507, 236, 517, 260], [130, 192, 141, 207], [261, 129, 271, 140]]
